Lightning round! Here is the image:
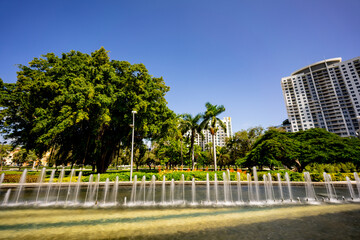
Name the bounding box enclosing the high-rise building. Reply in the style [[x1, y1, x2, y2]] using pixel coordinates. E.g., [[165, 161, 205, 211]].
[[195, 117, 232, 150], [281, 57, 360, 137]]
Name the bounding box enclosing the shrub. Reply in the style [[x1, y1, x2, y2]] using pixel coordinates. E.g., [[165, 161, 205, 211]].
[[2, 174, 38, 183], [305, 162, 357, 173]]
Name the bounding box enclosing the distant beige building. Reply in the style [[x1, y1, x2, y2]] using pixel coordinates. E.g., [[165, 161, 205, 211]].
[[195, 117, 233, 150], [4, 149, 49, 167]]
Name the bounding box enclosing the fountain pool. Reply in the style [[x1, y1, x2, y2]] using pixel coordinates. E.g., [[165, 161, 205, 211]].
[[0, 168, 360, 207], [1, 168, 360, 239]]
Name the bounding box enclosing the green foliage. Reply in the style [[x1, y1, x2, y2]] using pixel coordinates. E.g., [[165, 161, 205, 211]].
[[0, 144, 11, 169], [244, 128, 360, 171], [0, 48, 174, 173], [2, 169, 356, 182], [154, 139, 186, 168], [304, 162, 357, 173], [2, 174, 38, 183], [179, 113, 204, 170], [12, 148, 37, 169], [228, 127, 264, 167]]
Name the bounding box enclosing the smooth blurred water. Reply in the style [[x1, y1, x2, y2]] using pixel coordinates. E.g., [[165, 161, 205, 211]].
[[0, 183, 355, 207]]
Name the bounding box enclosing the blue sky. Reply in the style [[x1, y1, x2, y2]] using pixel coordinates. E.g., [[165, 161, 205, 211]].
[[1, 0, 359, 133]]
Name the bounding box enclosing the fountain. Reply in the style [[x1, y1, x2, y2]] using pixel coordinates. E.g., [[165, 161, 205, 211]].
[[15, 169, 27, 203], [206, 173, 210, 203], [247, 173, 254, 202], [65, 169, 76, 204], [170, 179, 175, 203], [3, 189, 11, 205], [346, 176, 355, 200], [35, 168, 46, 203], [253, 167, 260, 202], [354, 172, 360, 199], [277, 173, 284, 201], [130, 175, 138, 203], [111, 176, 119, 204], [84, 174, 93, 204], [191, 178, 196, 204], [263, 173, 275, 202], [222, 172, 230, 202], [45, 169, 55, 203], [181, 174, 185, 203], [147, 175, 156, 203], [236, 172, 243, 202], [103, 178, 110, 204], [323, 172, 337, 201], [0, 173, 4, 187], [304, 172, 317, 201], [56, 168, 65, 203], [0, 168, 359, 208], [138, 176, 146, 203], [74, 171, 82, 203], [214, 173, 218, 202], [285, 172, 293, 201], [161, 175, 166, 204]]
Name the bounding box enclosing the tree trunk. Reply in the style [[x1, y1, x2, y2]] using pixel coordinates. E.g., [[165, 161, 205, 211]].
[[190, 131, 195, 171], [180, 139, 183, 168], [96, 158, 108, 173], [192, 145, 195, 171], [294, 159, 302, 172], [213, 134, 217, 171], [83, 133, 91, 165]]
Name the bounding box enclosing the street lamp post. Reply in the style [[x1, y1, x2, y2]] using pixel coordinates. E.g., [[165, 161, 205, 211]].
[[130, 110, 137, 181]]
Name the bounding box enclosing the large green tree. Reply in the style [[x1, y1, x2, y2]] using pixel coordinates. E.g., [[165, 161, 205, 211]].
[[244, 129, 300, 170], [227, 126, 264, 167], [244, 128, 360, 171], [0, 48, 174, 173]]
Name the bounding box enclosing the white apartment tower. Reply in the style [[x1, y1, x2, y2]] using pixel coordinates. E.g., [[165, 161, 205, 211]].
[[281, 57, 360, 137], [195, 117, 232, 150]]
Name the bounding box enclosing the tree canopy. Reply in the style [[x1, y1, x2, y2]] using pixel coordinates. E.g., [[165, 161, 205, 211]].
[[244, 128, 360, 171], [0, 48, 175, 173]]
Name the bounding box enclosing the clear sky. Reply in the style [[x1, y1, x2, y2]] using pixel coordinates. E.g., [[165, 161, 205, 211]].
[[1, 0, 359, 133]]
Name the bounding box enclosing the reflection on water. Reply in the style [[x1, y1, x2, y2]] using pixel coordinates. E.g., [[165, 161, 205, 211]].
[[0, 204, 359, 239], [0, 184, 357, 207]]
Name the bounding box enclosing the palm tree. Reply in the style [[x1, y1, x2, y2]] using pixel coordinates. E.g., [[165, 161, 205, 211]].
[[181, 113, 204, 170], [201, 102, 226, 171]]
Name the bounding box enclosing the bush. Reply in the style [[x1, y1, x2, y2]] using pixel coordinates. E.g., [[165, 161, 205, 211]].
[[2, 174, 38, 183], [305, 162, 357, 173]]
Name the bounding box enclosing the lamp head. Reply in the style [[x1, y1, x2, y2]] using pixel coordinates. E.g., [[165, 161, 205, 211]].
[[132, 110, 137, 114]]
